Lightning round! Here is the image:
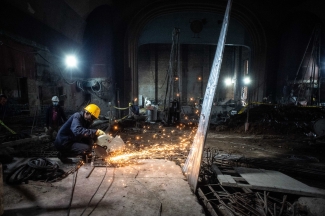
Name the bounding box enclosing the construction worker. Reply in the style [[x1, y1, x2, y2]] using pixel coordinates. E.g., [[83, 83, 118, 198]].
[[0, 94, 8, 131], [54, 103, 106, 162], [45, 96, 67, 140], [0, 94, 7, 105]]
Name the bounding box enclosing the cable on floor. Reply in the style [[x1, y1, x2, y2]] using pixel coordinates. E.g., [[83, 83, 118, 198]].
[[87, 166, 115, 216], [67, 167, 79, 216], [6, 158, 65, 184]]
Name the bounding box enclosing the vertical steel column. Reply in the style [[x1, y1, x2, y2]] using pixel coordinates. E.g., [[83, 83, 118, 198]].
[[182, 0, 232, 192]]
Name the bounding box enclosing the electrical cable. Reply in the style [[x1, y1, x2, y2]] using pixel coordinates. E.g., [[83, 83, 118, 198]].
[[91, 81, 102, 93], [80, 163, 109, 216], [6, 158, 64, 184], [297, 34, 318, 101], [0, 41, 39, 54], [67, 168, 79, 216], [77, 80, 85, 91], [86, 167, 115, 216], [113, 106, 129, 110], [293, 27, 316, 85]]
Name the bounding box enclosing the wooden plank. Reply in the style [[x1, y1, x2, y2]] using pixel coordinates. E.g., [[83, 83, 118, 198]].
[[233, 167, 325, 197]]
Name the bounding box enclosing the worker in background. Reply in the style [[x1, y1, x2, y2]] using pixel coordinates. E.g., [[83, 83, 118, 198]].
[[168, 99, 180, 124], [0, 94, 8, 118], [54, 103, 106, 162], [0, 94, 8, 105], [128, 102, 139, 118], [0, 94, 8, 133], [45, 96, 67, 140]]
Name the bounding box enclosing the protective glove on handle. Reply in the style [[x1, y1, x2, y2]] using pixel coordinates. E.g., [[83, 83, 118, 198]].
[[96, 129, 106, 136]]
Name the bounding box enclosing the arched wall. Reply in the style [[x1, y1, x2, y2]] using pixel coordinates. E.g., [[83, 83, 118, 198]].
[[123, 1, 267, 106]]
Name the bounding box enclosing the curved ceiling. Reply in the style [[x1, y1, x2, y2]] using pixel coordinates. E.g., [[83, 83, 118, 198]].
[[139, 11, 250, 47]]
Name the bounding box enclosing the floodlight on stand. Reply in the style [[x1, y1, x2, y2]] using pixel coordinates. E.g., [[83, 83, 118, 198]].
[[65, 55, 77, 68]]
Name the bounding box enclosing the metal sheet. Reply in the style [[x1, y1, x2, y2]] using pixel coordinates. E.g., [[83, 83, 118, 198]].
[[182, 0, 233, 192]]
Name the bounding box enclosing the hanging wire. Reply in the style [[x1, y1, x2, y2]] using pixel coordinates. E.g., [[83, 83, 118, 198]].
[[296, 26, 320, 102], [293, 27, 316, 85]]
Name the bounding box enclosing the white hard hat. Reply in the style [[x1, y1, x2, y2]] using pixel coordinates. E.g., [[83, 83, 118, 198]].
[[51, 96, 59, 102]]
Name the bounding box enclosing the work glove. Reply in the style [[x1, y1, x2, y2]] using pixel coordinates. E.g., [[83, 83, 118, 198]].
[[96, 129, 106, 136]]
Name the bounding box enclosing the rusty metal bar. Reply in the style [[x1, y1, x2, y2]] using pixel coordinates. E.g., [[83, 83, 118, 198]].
[[197, 188, 219, 216]]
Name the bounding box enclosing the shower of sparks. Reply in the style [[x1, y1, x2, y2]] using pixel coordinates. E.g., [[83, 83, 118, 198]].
[[104, 125, 197, 167]]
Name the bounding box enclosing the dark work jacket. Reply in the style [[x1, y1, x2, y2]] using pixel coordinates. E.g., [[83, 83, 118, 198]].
[[0, 104, 7, 120], [46, 105, 67, 128], [54, 111, 97, 147]]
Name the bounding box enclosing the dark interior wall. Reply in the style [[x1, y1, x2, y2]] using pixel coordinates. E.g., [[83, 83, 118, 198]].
[[0, 2, 80, 56], [0, 2, 88, 113], [138, 44, 241, 105], [0, 33, 88, 113], [82, 5, 126, 107], [0, 35, 36, 79], [139, 11, 249, 47], [123, 0, 269, 107], [274, 11, 325, 102]]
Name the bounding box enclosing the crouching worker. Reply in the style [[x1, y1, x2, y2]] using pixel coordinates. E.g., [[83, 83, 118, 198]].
[[54, 104, 106, 162]]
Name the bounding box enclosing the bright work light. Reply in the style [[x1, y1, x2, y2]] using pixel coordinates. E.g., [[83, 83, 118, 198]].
[[65, 55, 77, 68], [243, 77, 251, 85], [225, 78, 232, 86]]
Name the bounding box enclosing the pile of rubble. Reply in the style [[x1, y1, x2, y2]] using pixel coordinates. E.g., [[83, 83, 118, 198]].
[[197, 148, 325, 216], [215, 104, 325, 136]]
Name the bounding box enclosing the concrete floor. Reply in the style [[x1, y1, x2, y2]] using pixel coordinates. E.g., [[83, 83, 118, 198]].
[[3, 158, 205, 216]]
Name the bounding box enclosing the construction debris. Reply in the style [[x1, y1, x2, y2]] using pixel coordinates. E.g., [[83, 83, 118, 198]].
[[197, 147, 325, 216], [218, 104, 325, 138]]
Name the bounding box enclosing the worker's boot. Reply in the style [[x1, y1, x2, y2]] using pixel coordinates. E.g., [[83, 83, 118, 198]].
[[57, 152, 73, 163]]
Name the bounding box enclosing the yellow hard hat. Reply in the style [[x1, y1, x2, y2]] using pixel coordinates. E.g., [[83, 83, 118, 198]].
[[84, 104, 100, 119]]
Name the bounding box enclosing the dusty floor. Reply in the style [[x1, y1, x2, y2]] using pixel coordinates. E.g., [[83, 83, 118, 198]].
[[2, 120, 325, 215], [3, 158, 205, 216]]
